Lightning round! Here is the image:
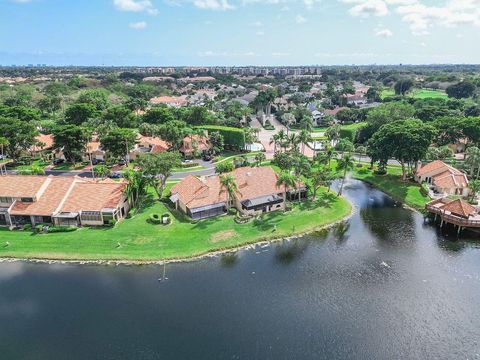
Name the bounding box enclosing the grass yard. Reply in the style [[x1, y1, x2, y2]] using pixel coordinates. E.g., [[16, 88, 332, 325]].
[[351, 165, 429, 210], [0, 188, 351, 262], [381, 88, 448, 100]]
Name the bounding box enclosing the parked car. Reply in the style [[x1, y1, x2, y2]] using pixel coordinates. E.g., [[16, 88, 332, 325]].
[[92, 158, 104, 165], [202, 153, 212, 161], [53, 158, 65, 165], [109, 171, 122, 179]]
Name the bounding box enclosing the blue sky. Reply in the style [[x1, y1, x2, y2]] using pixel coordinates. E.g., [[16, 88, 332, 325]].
[[0, 0, 479, 66]]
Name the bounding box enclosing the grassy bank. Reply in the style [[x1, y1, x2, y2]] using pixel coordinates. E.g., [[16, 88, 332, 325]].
[[381, 88, 447, 100], [351, 165, 429, 210], [0, 188, 351, 262]]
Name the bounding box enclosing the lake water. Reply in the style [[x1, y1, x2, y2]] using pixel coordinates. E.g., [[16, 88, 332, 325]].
[[1, 179, 480, 360]]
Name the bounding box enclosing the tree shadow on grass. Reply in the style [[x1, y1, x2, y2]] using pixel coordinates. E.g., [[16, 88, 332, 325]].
[[252, 213, 283, 232], [297, 192, 337, 211]]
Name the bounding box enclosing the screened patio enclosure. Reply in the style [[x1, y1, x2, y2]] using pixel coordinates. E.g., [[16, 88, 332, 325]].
[[188, 203, 227, 220]]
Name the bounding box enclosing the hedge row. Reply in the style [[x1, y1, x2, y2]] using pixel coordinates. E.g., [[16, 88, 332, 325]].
[[339, 123, 367, 143], [197, 125, 246, 149]]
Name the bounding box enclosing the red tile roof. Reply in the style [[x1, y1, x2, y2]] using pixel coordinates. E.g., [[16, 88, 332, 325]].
[[440, 199, 476, 218]]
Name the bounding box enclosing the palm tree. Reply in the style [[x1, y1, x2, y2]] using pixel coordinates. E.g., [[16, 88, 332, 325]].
[[326, 124, 341, 144], [325, 144, 335, 166], [465, 146, 480, 179], [254, 152, 266, 166], [288, 133, 300, 152], [298, 129, 312, 155], [123, 169, 148, 209], [269, 133, 280, 153], [277, 129, 287, 151], [355, 145, 366, 164], [337, 153, 354, 196], [469, 179, 480, 202], [220, 174, 238, 210], [299, 115, 313, 132], [276, 172, 296, 211], [0, 137, 8, 160], [310, 168, 328, 200]]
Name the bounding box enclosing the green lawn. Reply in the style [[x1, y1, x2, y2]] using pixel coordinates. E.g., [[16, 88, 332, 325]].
[[52, 162, 90, 170], [381, 88, 448, 100], [351, 165, 429, 210], [0, 188, 351, 262]]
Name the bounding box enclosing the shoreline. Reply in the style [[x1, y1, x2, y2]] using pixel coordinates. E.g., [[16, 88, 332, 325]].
[[0, 204, 354, 267]]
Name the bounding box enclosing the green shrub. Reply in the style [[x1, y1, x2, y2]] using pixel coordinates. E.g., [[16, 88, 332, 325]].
[[197, 125, 245, 149], [215, 162, 234, 174], [420, 182, 429, 196], [47, 226, 77, 233], [228, 208, 237, 216], [108, 219, 117, 227], [148, 213, 162, 224], [179, 161, 200, 168], [23, 224, 32, 231]]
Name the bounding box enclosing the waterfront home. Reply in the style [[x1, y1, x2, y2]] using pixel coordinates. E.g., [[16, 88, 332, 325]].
[[169, 166, 306, 220], [0, 175, 129, 228], [415, 160, 469, 197], [425, 198, 480, 232]]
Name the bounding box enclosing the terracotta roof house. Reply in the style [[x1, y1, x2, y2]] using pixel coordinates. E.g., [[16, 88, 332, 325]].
[[149, 95, 187, 107], [169, 166, 306, 220], [415, 160, 470, 197], [180, 134, 212, 157], [30, 134, 54, 154], [0, 175, 129, 228], [425, 197, 480, 231], [129, 135, 170, 160]]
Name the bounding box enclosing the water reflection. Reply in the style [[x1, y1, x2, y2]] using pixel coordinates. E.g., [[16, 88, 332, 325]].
[[1, 179, 480, 360]]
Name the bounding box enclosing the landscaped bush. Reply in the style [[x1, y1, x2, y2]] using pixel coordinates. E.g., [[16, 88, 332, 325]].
[[215, 162, 234, 174], [197, 125, 246, 149], [23, 224, 32, 231], [179, 162, 200, 168], [263, 120, 275, 130], [420, 182, 429, 197], [228, 208, 237, 216], [339, 128, 356, 142], [47, 226, 77, 233], [374, 168, 387, 176], [148, 213, 162, 224], [108, 219, 117, 227]]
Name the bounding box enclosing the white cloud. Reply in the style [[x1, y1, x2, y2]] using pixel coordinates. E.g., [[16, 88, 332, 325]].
[[396, 1, 480, 35], [113, 0, 158, 15], [295, 14, 307, 23], [342, 0, 389, 17], [193, 0, 234, 10], [375, 27, 393, 37], [129, 21, 147, 29], [341, 0, 480, 35]]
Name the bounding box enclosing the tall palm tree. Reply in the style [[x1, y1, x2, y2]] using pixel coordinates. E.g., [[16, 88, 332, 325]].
[[298, 129, 312, 155], [277, 129, 287, 151], [337, 153, 354, 196], [220, 174, 238, 210], [299, 115, 313, 132], [325, 144, 335, 166], [288, 133, 300, 152], [269, 133, 280, 153], [465, 146, 480, 179], [276, 172, 297, 211], [310, 168, 328, 200], [0, 137, 9, 160]]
